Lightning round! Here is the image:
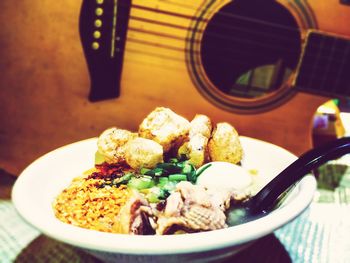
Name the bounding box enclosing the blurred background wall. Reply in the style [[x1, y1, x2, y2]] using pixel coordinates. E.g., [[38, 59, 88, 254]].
[[0, 1, 109, 175]]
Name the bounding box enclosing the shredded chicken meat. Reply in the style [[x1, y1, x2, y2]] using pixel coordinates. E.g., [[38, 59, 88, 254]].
[[155, 181, 229, 235]]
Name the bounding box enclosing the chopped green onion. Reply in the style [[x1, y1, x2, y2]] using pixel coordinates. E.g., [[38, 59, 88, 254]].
[[113, 173, 133, 186], [196, 163, 212, 177], [140, 167, 151, 175], [181, 163, 194, 174], [158, 177, 169, 187], [168, 158, 179, 163], [186, 170, 197, 183], [146, 192, 160, 203], [145, 167, 164, 176], [127, 177, 155, 190], [162, 181, 177, 192], [145, 187, 170, 202], [158, 188, 170, 199], [156, 163, 182, 174], [169, 174, 187, 182]]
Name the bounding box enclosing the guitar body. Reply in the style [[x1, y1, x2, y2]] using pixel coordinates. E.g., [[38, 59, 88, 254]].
[[1, 0, 350, 175]]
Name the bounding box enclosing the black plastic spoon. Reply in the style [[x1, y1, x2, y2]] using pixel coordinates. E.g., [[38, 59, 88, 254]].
[[227, 136, 350, 226]]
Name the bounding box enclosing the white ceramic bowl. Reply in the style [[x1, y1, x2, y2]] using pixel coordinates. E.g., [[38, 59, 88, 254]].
[[12, 137, 316, 263]]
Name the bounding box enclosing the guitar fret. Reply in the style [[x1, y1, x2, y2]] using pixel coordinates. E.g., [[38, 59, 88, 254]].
[[305, 33, 325, 91], [295, 32, 350, 98], [319, 37, 336, 92], [333, 40, 350, 94]]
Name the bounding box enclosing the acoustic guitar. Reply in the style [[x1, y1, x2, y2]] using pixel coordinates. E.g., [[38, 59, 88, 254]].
[[1, 0, 350, 175], [79, 0, 350, 149]]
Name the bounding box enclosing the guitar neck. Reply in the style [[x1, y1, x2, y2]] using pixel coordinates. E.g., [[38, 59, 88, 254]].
[[294, 31, 350, 98]]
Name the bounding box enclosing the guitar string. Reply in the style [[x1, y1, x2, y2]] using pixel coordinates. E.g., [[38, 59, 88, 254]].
[[130, 3, 306, 53], [123, 40, 349, 93], [123, 47, 255, 72], [304, 37, 326, 90], [128, 26, 299, 55], [97, 1, 350, 74], [126, 25, 349, 65], [158, 0, 197, 11], [101, 1, 350, 62], [125, 37, 342, 75], [154, 0, 350, 52], [318, 38, 337, 92], [131, 2, 300, 32], [130, 14, 298, 43], [126, 4, 350, 61], [126, 36, 297, 65], [124, 49, 187, 71], [123, 49, 284, 94], [122, 1, 350, 90], [123, 53, 294, 97], [125, 41, 276, 67], [332, 43, 350, 92]]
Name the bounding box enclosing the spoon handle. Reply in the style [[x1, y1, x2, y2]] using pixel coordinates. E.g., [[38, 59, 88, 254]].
[[251, 136, 350, 212]]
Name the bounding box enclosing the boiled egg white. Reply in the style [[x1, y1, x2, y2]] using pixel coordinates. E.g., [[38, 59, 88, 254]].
[[196, 162, 252, 191]]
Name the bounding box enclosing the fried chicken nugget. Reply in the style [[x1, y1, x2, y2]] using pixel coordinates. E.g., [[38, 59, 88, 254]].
[[97, 127, 138, 163], [208, 122, 243, 164], [139, 107, 190, 152], [124, 137, 164, 169], [178, 114, 212, 168]]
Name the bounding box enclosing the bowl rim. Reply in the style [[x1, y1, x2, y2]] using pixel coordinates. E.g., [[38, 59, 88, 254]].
[[12, 137, 317, 255]]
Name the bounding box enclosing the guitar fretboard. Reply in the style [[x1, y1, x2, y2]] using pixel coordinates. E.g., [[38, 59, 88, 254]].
[[295, 31, 350, 98]]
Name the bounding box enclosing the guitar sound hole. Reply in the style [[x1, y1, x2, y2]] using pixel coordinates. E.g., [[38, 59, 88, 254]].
[[201, 0, 301, 99]]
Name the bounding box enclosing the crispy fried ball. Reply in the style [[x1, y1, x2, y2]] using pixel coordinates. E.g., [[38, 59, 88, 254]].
[[208, 122, 243, 164], [124, 137, 164, 169], [97, 127, 138, 163], [189, 114, 212, 138], [139, 107, 190, 152], [178, 134, 209, 168], [178, 114, 212, 168]]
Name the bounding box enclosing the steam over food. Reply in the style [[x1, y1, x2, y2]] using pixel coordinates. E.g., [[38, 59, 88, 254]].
[[53, 107, 259, 235]]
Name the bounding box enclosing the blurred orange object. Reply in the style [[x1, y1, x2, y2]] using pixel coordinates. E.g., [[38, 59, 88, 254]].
[[312, 100, 346, 147]]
